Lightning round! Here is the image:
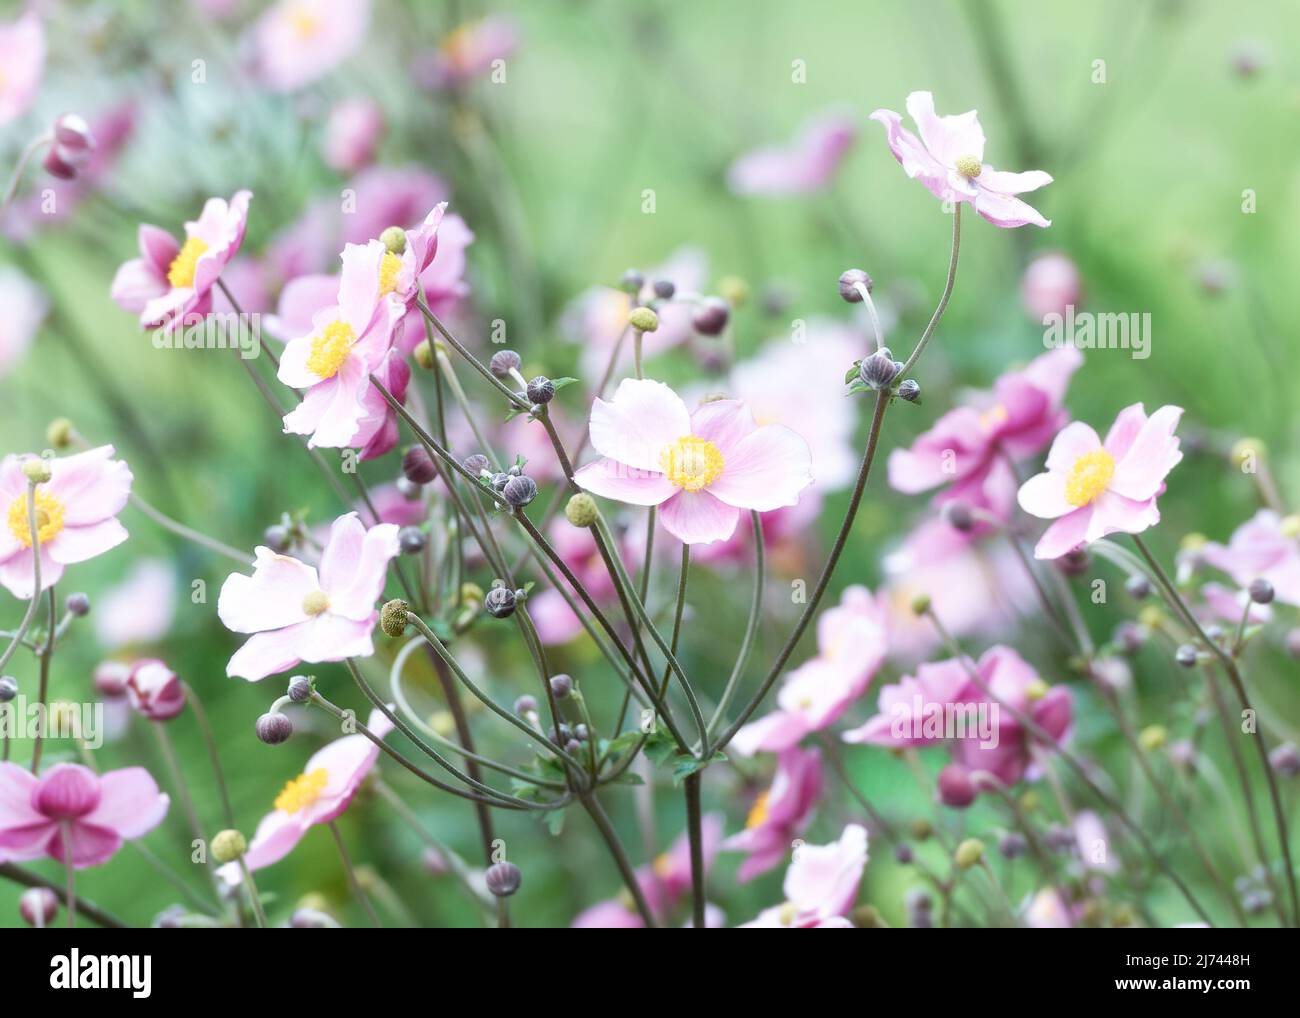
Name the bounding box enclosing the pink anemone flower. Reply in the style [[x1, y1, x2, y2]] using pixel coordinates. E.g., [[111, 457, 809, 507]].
[[0, 447, 132, 599], [0, 763, 168, 868], [1017, 403, 1183, 560], [110, 191, 252, 331], [871, 91, 1052, 228], [727, 110, 857, 196], [418, 16, 518, 89], [724, 746, 824, 881], [323, 97, 384, 173], [0, 13, 44, 125], [217, 512, 400, 681], [1201, 510, 1300, 607], [740, 824, 868, 928], [574, 379, 813, 545], [217, 708, 394, 883], [254, 0, 371, 92]]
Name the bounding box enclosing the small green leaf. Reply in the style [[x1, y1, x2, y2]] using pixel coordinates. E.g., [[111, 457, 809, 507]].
[[550, 376, 579, 392]]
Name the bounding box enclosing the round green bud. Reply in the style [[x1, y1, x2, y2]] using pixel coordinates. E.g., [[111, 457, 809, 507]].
[[380, 599, 409, 638], [909, 818, 933, 841], [22, 458, 52, 484], [909, 593, 931, 617], [954, 837, 986, 870], [211, 829, 247, 864], [1024, 679, 1049, 702], [565, 493, 599, 528], [1138, 724, 1167, 751], [628, 306, 659, 333], [46, 418, 75, 449], [413, 339, 435, 370], [460, 582, 485, 608], [718, 275, 750, 307], [380, 226, 407, 255]]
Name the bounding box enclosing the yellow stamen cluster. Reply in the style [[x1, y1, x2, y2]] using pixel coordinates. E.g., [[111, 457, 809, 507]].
[[306, 320, 356, 380], [274, 768, 329, 813], [301, 590, 331, 616], [745, 790, 771, 830], [378, 251, 403, 297], [661, 436, 725, 492], [954, 154, 982, 179], [7, 489, 66, 548], [1064, 449, 1115, 508], [166, 236, 209, 289], [287, 5, 322, 38], [979, 404, 1009, 432]]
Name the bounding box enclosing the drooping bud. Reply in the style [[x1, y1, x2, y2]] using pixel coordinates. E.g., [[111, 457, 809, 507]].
[[565, 493, 598, 528], [256, 712, 293, 745], [19, 887, 59, 928], [628, 306, 659, 333], [402, 445, 438, 484], [549, 673, 573, 699], [954, 838, 985, 870], [64, 592, 90, 617], [42, 146, 78, 180], [692, 297, 729, 336], [501, 474, 538, 508], [1124, 574, 1151, 599], [398, 526, 426, 555], [46, 418, 75, 449], [92, 661, 128, 698], [379, 225, 407, 255], [126, 659, 186, 721], [380, 599, 409, 638], [513, 694, 538, 716], [526, 376, 555, 404], [0, 676, 18, 702], [484, 586, 517, 619], [211, 829, 248, 864], [838, 268, 873, 303], [489, 350, 522, 378], [287, 675, 313, 703], [485, 861, 522, 897], [463, 453, 491, 477], [1249, 578, 1275, 604]]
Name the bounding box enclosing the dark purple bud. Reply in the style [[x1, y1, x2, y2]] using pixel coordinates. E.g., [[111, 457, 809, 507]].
[[998, 832, 1027, 859], [402, 445, 438, 485], [1269, 742, 1300, 778], [463, 453, 491, 477], [1249, 578, 1274, 604], [692, 297, 729, 337], [549, 673, 573, 698], [1057, 548, 1091, 576], [263, 523, 291, 552], [619, 268, 645, 294], [513, 695, 537, 716], [526, 376, 555, 404], [287, 676, 313, 703], [941, 501, 974, 533], [485, 861, 522, 897], [652, 278, 675, 300], [1175, 644, 1198, 668], [897, 379, 921, 403], [1114, 621, 1145, 655], [838, 268, 873, 303], [501, 474, 538, 508], [256, 712, 293, 745], [398, 526, 426, 555], [64, 592, 90, 617], [489, 350, 521, 378], [936, 764, 977, 809], [484, 586, 517, 619], [1124, 574, 1151, 599], [858, 348, 900, 389]]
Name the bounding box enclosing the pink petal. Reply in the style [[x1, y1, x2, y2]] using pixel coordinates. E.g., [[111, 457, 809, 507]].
[[729, 710, 811, 757], [587, 378, 691, 473], [47, 518, 128, 565], [0, 546, 63, 599], [1101, 402, 1148, 460], [319, 513, 399, 620], [277, 329, 326, 388], [573, 458, 676, 507], [973, 187, 1051, 229], [139, 223, 180, 274], [869, 109, 951, 202], [1016, 470, 1072, 520], [293, 614, 377, 664], [225, 623, 309, 681], [1044, 421, 1102, 473], [688, 399, 758, 458], [109, 259, 167, 313], [231, 809, 308, 875], [82, 767, 169, 839], [905, 91, 985, 165], [49, 822, 123, 868], [657, 490, 740, 545], [46, 445, 133, 525], [218, 548, 318, 634], [1108, 405, 1183, 501], [977, 167, 1053, 195], [1084, 491, 1160, 543], [707, 425, 813, 511], [0, 762, 42, 829], [1033, 507, 1093, 560]]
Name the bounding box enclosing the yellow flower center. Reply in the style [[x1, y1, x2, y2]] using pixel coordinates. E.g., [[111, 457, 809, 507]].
[[378, 251, 403, 297], [661, 436, 725, 492], [301, 590, 331, 616], [776, 901, 800, 926], [955, 154, 982, 179], [287, 5, 321, 38], [166, 236, 209, 289], [979, 404, 1008, 432], [745, 790, 771, 830], [305, 320, 356, 380], [1064, 449, 1115, 508], [652, 852, 672, 877], [7, 489, 66, 548], [274, 767, 329, 813]]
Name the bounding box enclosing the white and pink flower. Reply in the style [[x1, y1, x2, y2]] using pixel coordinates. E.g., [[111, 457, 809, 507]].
[[727, 110, 857, 196], [740, 823, 868, 928], [1201, 510, 1300, 608], [125, 658, 186, 721], [253, 0, 370, 91]]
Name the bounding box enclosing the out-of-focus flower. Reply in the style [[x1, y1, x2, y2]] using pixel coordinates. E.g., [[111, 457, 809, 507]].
[[1198, 581, 1272, 626], [724, 746, 823, 881], [362, 482, 428, 528], [727, 110, 857, 196], [1023, 888, 1076, 928], [94, 559, 177, 649], [1201, 510, 1300, 607], [0, 267, 46, 377], [842, 656, 973, 747], [110, 191, 252, 332], [217, 512, 399, 681], [740, 823, 868, 928], [125, 658, 185, 721], [254, 0, 371, 92], [323, 97, 384, 173], [574, 379, 813, 545], [871, 90, 1053, 228], [1073, 810, 1118, 874], [417, 16, 518, 89], [0, 763, 168, 868], [1021, 252, 1081, 322], [732, 586, 886, 755], [0, 13, 44, 124], [1018, 404, 1183, 560], [341, 166, 449, 248], [216, 708, 394, 882], [0, 447, 131, 599], [529, 520, 632, 646]]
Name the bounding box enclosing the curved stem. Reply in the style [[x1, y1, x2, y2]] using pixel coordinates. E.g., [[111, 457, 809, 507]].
[[708, 511, 764, 735], [328, 820, 381, 927], [129, 493, 249, 565]]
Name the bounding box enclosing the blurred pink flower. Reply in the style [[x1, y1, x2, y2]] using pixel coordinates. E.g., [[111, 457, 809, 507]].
[[574, 379, 813, 545], [0, 13, 44, 124], [341, 165, 449, 248], [125, 658, 185, 721], [0, 763, 168, 869], [731, 586, 887, 755], [1024, 888, 1076, 928], [362, 482, 428, 528], [0, 266, 46, 377], [842, 656, 973, 748], [724, 746, 824, 881], [1201, 510, 1300, 607], [254, 0, 370, 91], [1018, 403, 1183, 559], [1021, 251, 1081, 322], [110, 191, 252, 332], [324, 97, 384, 173], [529, 520, 626, 646], [418, 16, 518, 89], [871, 90, 1053, 228], [727, 110, 857, 196], [217, 708, 394, 882], [265, 273, 339, 342], [217, 512, 399, 681], [740, 823, 867, 928], [0, 446, 132, 599], [1198, 581, 1271, 626]]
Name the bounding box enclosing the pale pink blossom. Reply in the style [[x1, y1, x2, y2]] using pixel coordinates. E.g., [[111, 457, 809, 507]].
[[740, 824, 868, 928], [1201, 510, 1300, 607], [0, 13, 44, 124], [728, 110, 857, 196], [574, 379, 813, 545], [1018, 403, 1183, 560], [0, 266, 46, 377], [340, 166, 449, 249], [217, 512, 400, 681], [0, 446, 132, 599], [94, 559, 177, 649], [871, 90, 1053, 228], [1024, 888, 1076, 928], [724, 746, 824, 881], [125, 658, 185, 721], [418, 16, 518, 89], [0, 763, 168, 868], [254, 0, 370, 92], [1198, 581, 1272, 626], [323, 97, 384, 173], [1021, 251, 1082, 322], [216, 708, 394, 882], [110, 191, 252, 332]]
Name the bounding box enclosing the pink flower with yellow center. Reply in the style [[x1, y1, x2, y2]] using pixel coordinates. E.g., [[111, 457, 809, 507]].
[[1017, 404, 1183, 560], [723, 746, 824, 882], [254, 0, 371, 92], [216, 512, 400, 681], [419, 16, 518, 89], [574, 379, 813, 545], [110, 191, 252, 332], [0, 447, 132, 600]]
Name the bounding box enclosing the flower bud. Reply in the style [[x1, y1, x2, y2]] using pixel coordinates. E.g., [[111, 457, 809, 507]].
[[619, 268, 645, 293], [936, 764, 976, 808], [64, 592, 90, 617], [858, 348, 901, 390], [0, 676, 17, 702], [1249, 578, 1274, 604], [564, 737, 583, 755], [940, 501, 974, 533], [526, 376, 555, 404], [1124, 574, 1151, 599], [719, 276, 749, 306], [838, 268, 873, 303], [998, 832, 1027, 859], [399, 526, 426, 555], [1138, 724, 1168, 751], [126, 659, 186, 721], [1057, 548, 1091, 576], [910, 819, 933, 841], [287, 675, 313, 703], [22, 458, 52, 484], [484, 586, 517, 619], [501, 474, 538, 508], [573, 723, 590, 742], [513, 695, 538, 716], [651, 278, 675, 300], [93, 661, 128, 698], [263, 523, 291, 552], [954, 838, 985, 870], [34, 764, 101, 819], [291, 907, 341, 929], [485, 861, 522, 897], [413, 339, 435, 370], [1269, 742, 1300, 778], [893, 843, 914, 864], [42, 146, 78, 180], [211, 829, 248, 864], [19, 888, 59, 927], [692, 297, 729, 336], [489, 350, 522, 378], [549, 673, 573, 698], [53, 113, 94, 155], [628, 306, 659, 333], [909, 593, 931, 617], [380, 599, 409, 638], [402, 445, 438, 484], [256, 712, 293, 745], [46, 417, 75, 449], [379, 225, 407, 255], [460, 453, 489, 478], [1175, 644, 1198, 668], [1114, 621, 1146, 655]]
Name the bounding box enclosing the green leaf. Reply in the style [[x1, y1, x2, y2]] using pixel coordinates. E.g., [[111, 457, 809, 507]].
[[550, 376, 579, 392], [670, 750, 727, 786], [843, 360, 862, 384]]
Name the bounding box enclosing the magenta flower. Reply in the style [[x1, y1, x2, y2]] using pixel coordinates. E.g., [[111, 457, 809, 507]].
[[724, 746, 824, 882], [871, 91, 1052, 228], [731, 586, 887, 755], [740, 824, 868, 928], [0, 763, 168, 869], [841, 656, 975, 748], [418, 16, 518, 89], [253, 0, 370, 92], [0, 13, 44, 124], [574, 379, 813, 545], [323, 97, 384, 173], [110, 191, 252, 331], [217, 512, 400, 681], [0, 266, 46, 378], [727, 110, 857, 196], [217, 708, 395, 882], [1201, 510, 1300, 607], [0, 446, 132, 599], [1017, 403, 1183, 560], [125, 659, 185, 721]]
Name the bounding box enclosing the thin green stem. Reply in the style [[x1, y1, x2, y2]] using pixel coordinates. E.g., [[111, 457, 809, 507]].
[[327, 821, 381, 927]]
